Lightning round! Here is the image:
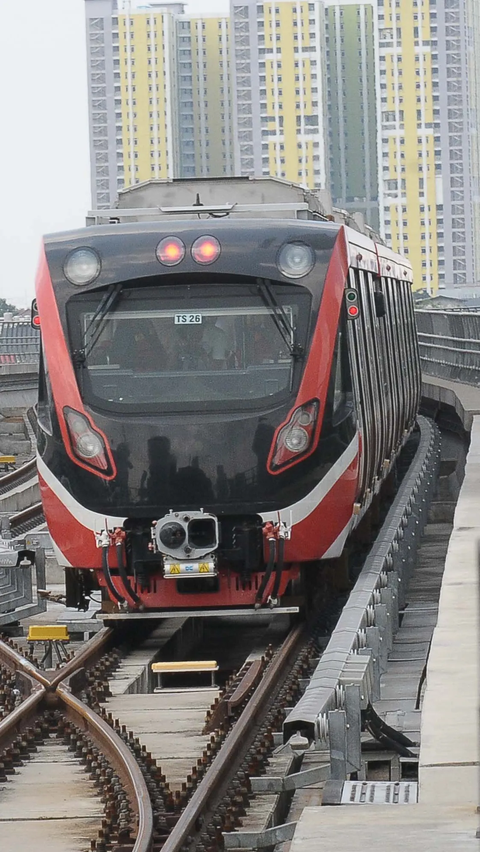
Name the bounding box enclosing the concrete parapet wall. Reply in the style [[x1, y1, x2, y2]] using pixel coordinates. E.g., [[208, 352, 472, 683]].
[[0, 481, 40, 514], [0, 388, 37, 409], [419, 416, 480, 808], [422, 375, 480, 431], [0, 364, 38, 376]]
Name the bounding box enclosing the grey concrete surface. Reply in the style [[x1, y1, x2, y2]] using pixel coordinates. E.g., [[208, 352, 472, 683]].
[[0, 740, 102, 852]]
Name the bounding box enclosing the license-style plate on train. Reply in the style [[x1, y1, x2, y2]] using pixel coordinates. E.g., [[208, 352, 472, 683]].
[[163, 559, 216, 578]]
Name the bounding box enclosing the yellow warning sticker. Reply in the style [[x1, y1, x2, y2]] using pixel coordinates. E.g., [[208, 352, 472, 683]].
[[199, 563, 210, 573], [169, 564, 181, 575]]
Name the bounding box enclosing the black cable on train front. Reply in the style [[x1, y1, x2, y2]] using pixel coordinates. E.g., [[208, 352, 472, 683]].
[[101, 546, 125, 604], [255, 537, 276, 608], [116, 542, 141, 605], [270, 535, 285, 602]]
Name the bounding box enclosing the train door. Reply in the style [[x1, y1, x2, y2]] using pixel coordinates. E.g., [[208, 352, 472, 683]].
[[346, 268, 379, 502], [384, 276, 406, 451], [374, 275, 397, 465], [363, 270, 391, 477], [401, 280, 421, 425], [357, 269, 386, 488], [398, 281, 415, 426]]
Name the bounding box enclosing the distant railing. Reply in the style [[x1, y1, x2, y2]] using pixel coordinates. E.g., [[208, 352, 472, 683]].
[[415, 310, 480, 386], [2, 315, 480, 388], [0, 321, 40, 367]]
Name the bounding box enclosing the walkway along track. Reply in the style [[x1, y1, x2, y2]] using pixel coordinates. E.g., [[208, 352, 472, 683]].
[[0, 416, 440, 852]]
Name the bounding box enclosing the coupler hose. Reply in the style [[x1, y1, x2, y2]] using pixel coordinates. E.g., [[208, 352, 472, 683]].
[[270, 534, 285, 604], [101, 546, 125, 604], [116, 539, 141, 606], [255, 535, 276, 609]]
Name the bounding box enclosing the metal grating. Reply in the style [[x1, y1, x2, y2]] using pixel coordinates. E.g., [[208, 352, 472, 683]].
[[0, 546, 47, 626], [341, 780, 418, 805]]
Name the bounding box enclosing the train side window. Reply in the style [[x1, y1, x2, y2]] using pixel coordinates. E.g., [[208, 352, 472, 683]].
[[37, 343, 53, 435]]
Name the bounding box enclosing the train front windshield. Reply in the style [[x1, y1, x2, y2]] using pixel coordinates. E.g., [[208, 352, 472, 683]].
[[68, 282, 310, 411]]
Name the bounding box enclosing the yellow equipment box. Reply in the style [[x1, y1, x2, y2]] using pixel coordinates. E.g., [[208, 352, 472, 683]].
[[0, 456, 15, 468], [27, 625, 70, 641]]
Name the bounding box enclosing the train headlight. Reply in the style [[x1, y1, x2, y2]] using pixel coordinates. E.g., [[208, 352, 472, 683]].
[[159, 522, 186, 550], [277, 242, 315, 279], [64, 248, 101, 286], [191, 236, 221, 265], [64, 407, 109, 471], [156, 236, 186, 266], [268, 399, 319, 473], [284, 426, 309, 453], [76, 432, 104, 459]]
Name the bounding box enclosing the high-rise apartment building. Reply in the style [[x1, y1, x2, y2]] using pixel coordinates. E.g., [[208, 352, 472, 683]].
[[324, 0, 379, 230], [85, 0, 122, 207], [176, 14, 234, 178], [467, 0, 480, 285], [378, 0, 440, 293], [379, 0, 480, 293], [85, 0, 234, 207], [85, 0, 480, 294], [231, 0, 327, 190]]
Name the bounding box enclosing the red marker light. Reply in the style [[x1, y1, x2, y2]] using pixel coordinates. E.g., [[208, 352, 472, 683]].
[[156, 236, 185, 266], [348, 305, 359, 318], [192, 235, 221, 265]]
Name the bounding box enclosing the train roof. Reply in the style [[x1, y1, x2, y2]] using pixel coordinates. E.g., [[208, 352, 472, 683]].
[[45, 216, 341, 244]]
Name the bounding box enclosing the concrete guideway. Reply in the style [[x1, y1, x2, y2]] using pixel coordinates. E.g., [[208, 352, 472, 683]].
[[289, 380, 480, 851]]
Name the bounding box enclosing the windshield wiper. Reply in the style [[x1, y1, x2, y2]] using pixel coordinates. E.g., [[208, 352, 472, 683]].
[[256, 278, 303, 360], [73, 283, 123, 367]]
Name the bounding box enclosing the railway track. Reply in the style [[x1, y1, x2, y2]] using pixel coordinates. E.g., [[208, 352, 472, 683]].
[[0, 458, 37, 497], [0, 415, 447, 851], [9, 501, 45, 536], [0, 420, 43, 537], [0, 628, 153, 852]]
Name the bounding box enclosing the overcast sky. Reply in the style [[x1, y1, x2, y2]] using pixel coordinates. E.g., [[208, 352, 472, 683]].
[[0, 0, 228, 309]]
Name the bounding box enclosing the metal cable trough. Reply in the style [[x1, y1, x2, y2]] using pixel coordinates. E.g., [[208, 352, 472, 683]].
[[283, 416, 440, 777]]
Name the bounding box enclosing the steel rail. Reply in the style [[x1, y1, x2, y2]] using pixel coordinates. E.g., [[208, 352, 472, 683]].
[[57, 683, 153, 852], [0, 458, 37, 495], [0, 638, 52, 689], [205, 658, 265, 733], [0, 631, 154, 852], [161, 622, 305, 852], [49, 625, 114, 690], [0, 683, 46, 751], [228, 660, 264, 711], [9, 501, 44, 528], [0, 627, 114, 692]]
